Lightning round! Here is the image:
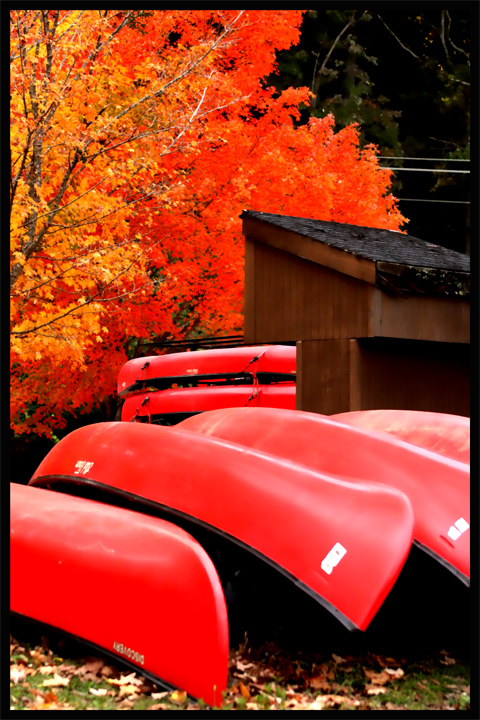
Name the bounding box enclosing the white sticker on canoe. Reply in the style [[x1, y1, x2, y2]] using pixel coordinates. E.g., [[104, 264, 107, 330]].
[[321, 542, 347, 575], [74, 460, 94, 475], [447, 517, 469, 541], [186, 368, 198, 374]]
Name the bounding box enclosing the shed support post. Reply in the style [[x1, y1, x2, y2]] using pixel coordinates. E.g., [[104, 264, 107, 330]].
[[296, 339, 355, 415]]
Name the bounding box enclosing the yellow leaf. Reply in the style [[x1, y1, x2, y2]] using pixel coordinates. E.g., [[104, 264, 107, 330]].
[[170, 690, 187, 703]]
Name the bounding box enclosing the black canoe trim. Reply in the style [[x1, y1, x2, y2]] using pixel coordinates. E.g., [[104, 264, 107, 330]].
[[412, 539, 470, 587], [29, 473, 359, 632], [119, 371, 296, 396], [9, 612, 201, 704], [129, 411, 203, 426]]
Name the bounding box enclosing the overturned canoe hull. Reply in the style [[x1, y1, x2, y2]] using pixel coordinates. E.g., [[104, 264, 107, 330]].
[[117, 345, 296, 395], [331, 409, 470, 464], [29, 421, 414, 631], [10, 483, 228, 707], [121, 384, 296, 423], [179, 407, 470, 585]]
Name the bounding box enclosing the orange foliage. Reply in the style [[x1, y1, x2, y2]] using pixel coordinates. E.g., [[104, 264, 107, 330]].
[[10, 9, 407, 436]]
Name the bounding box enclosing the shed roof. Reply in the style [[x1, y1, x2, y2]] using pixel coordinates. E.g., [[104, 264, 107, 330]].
[[241, 210, 470, 298]]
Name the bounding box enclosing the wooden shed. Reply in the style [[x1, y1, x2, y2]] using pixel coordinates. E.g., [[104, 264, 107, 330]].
[[242, 210, 470, 417]]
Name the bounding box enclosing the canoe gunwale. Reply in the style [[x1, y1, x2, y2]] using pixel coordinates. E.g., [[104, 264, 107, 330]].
[[29, 473, 359, 632], [128, 411, 203, 425], [119, 372, 296, 396], [412, 539, 470, 587]]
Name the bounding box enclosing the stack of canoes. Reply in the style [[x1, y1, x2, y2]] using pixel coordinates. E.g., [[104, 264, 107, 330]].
[[10, 343, 470, 708], [117, 345, 297, 424]]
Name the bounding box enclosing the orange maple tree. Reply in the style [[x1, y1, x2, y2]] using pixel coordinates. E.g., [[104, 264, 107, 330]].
[[10, 9, 407, 436]]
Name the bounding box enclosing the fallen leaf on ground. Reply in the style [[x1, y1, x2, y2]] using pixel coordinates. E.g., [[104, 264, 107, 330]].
[[38, 665, 58, 675], [30, 649, 48, 667], [42, 673, 70, 687], [239, 681, 251, 701], [331, 653, 347, 663], [440, 656, 456, 665], [364, 669, 390, 685], [55, 663, 79, 675], [311, 694, 360, 709], [237, 661, 254, 671], [170, 690, 187, 703], [151, 691, 169, 700], [79, 659, 105, 676], [89, 687, 108, 696], [100, 664, 116, 677], [385, 667, 405, 679], [366, 685, 388, 695], [106, 672, 142, 686], [10, 665, 27, 684], [118, 683, 141, 698]]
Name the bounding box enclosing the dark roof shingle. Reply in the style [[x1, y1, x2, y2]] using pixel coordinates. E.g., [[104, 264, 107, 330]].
[[241, 210, 470, 297]]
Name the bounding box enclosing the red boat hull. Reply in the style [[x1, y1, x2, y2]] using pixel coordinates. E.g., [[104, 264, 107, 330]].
[[121, 384, 296, 423], [117, 345, 296, 395], [10, 483, 228, 706], [331, 409, 470, 464], [29, 421, 414, 631], [179, 408, 470, 584]]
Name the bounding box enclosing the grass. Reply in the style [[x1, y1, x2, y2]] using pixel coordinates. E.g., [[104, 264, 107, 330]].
[[9, 623, 472, 712]]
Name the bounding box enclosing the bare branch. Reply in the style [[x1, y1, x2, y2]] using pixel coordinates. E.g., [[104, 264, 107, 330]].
[[312, 11, 357, 95], [377, 14, 420, 60]]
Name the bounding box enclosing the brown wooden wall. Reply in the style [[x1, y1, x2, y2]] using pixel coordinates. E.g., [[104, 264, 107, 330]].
[[245, 239, 372, 343], [245, 238, 470, 345], [244, 231, 470, 417], [373, 290, 470, 344], [297, 338, 470, 416]]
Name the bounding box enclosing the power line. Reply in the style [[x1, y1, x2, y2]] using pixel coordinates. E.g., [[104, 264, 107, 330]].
[[378, 156, 470, 162], [381, 167, 470, 174], [398, 198, 470, 204]]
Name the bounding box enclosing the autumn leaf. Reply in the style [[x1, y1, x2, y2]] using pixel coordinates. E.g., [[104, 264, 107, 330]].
[[366, 685, 388, 695], [106, 671, 143, 687], [10, 665, 27, 684], [385, 667, 405, 679], [440, 656, 456, 666], [42, 673, 70, 687], [170, 689, 187, 703], [239, 681, 251, 701], [151, 691, 170, 700], [363, 668, 391, 685], [311, 694, 360, 709], [118, 683, 142, 698]]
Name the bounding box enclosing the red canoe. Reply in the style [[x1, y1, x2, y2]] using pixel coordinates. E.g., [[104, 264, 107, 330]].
[[117, 345, 296, 395], [121, 384, 296, 423], [10, 483, 228, 707], [331, 409, 470, 464], [179, 408, 470, 585], [29, 421, 414, 631]]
